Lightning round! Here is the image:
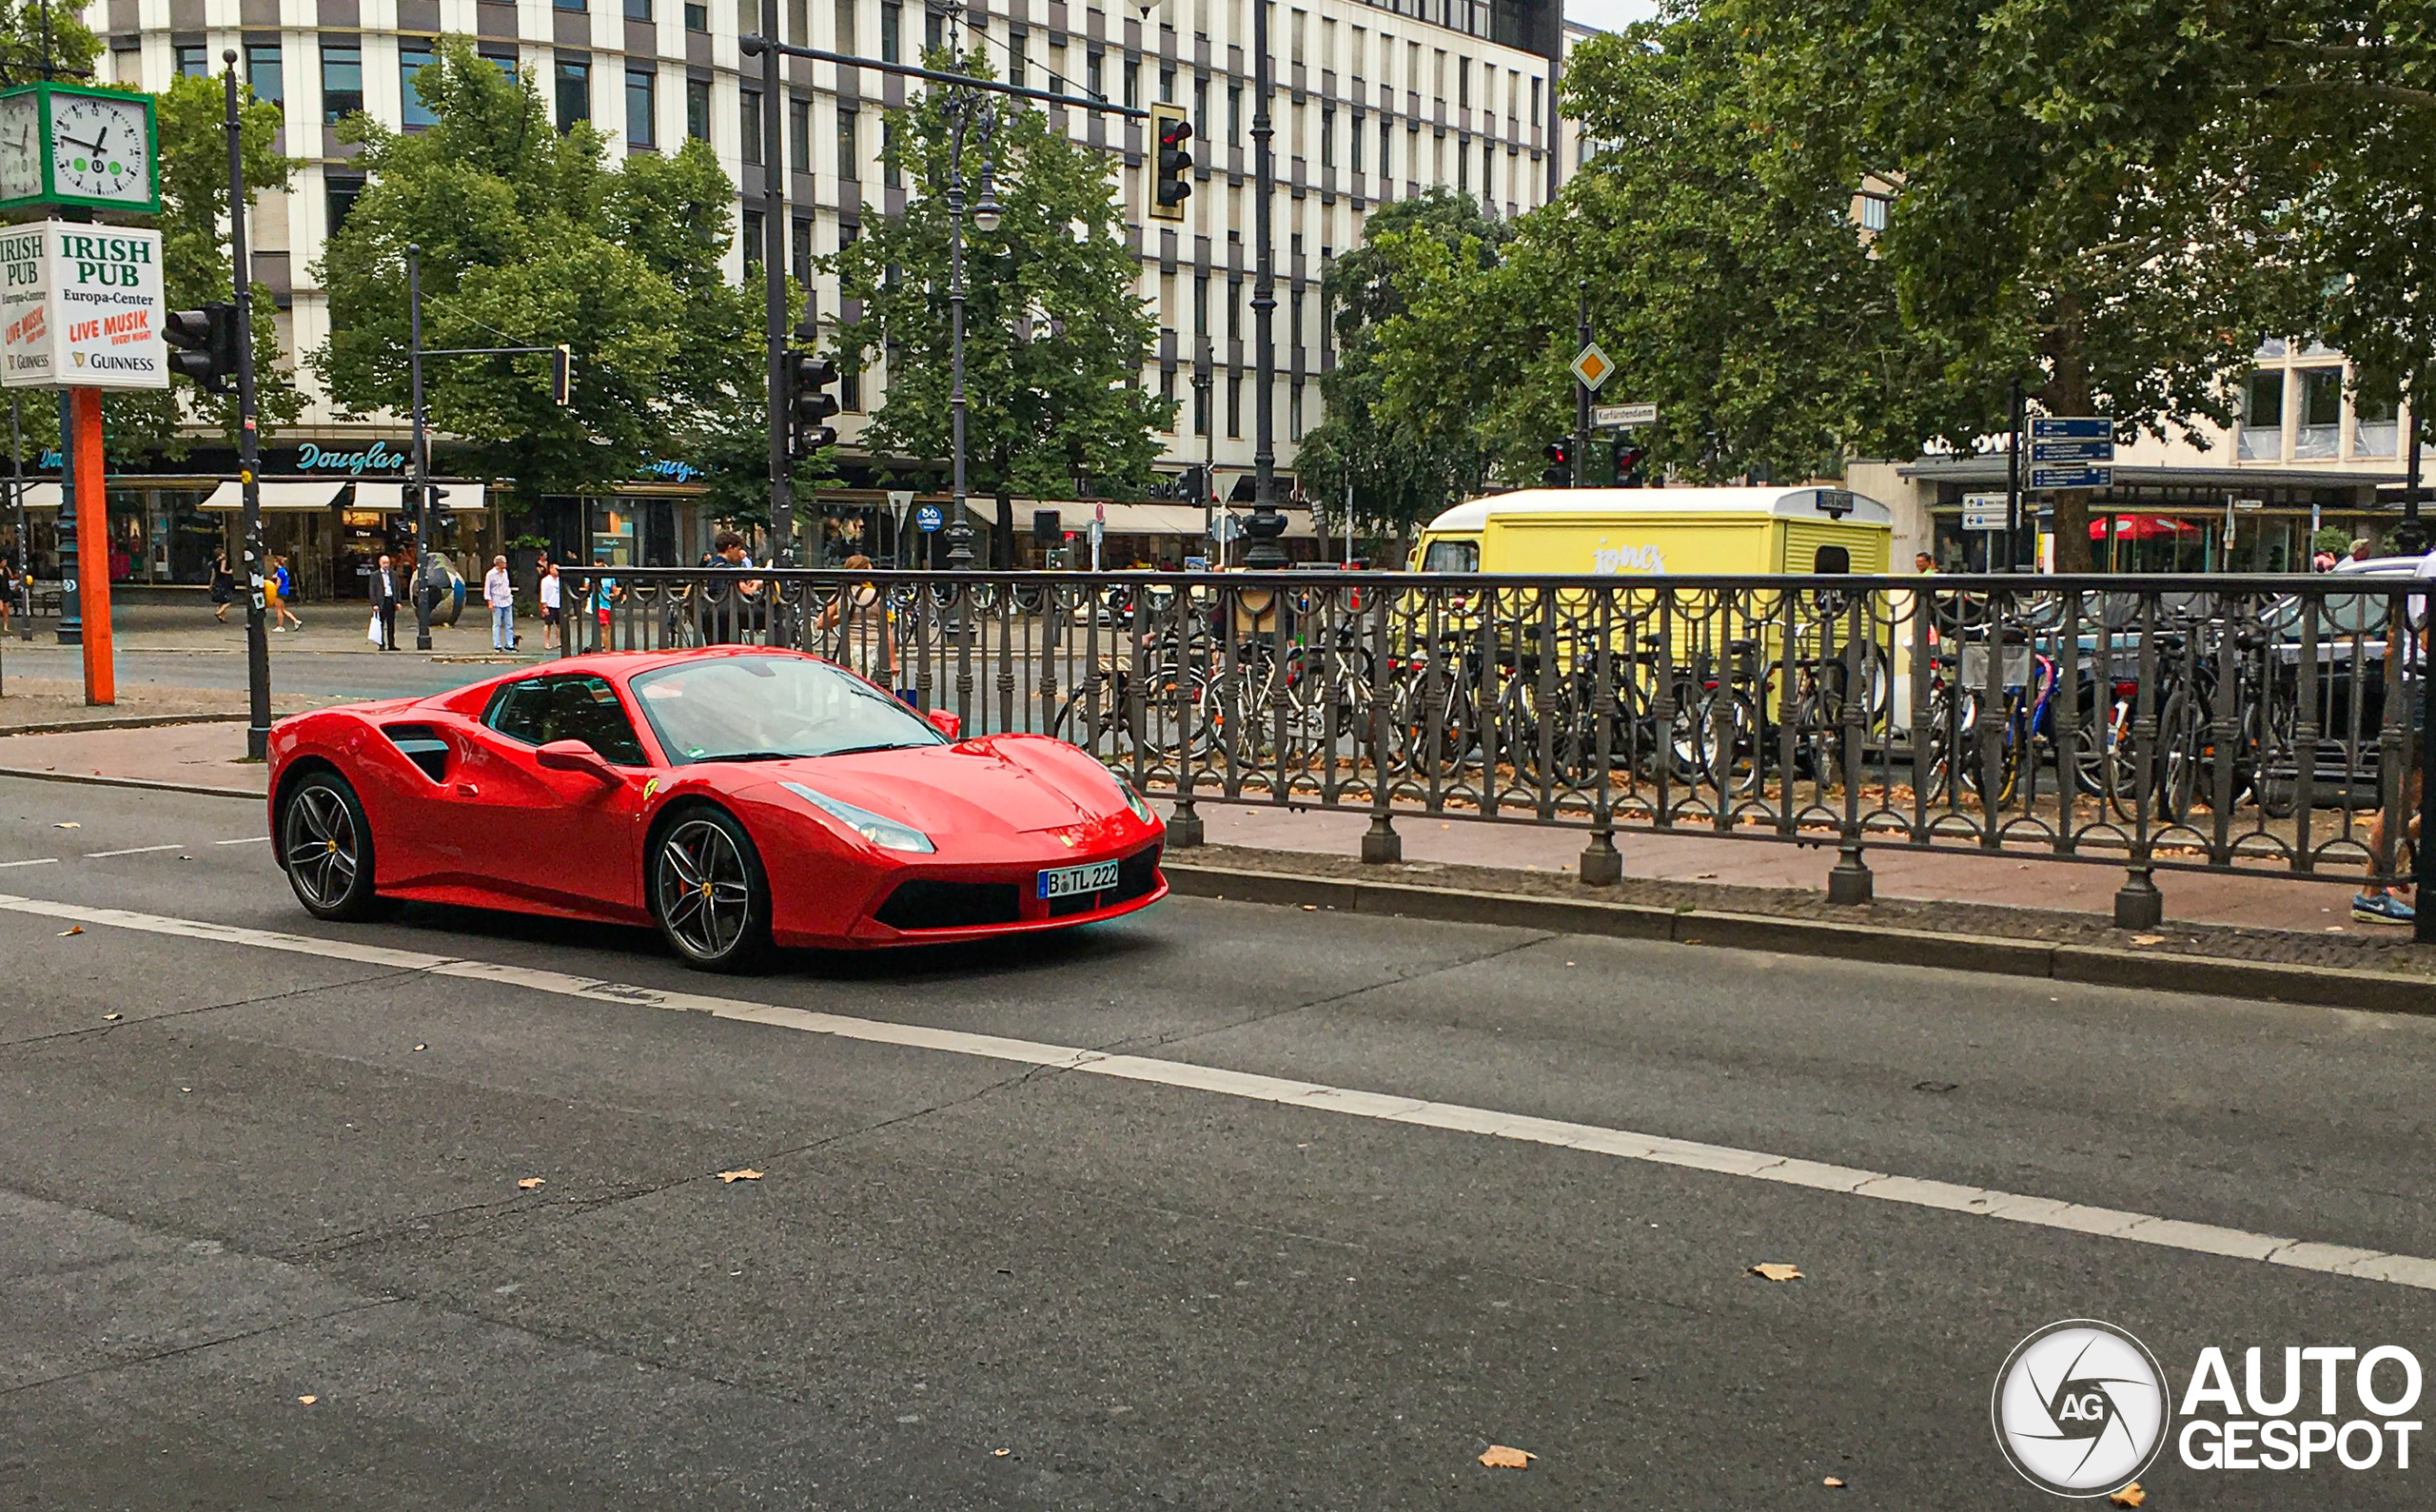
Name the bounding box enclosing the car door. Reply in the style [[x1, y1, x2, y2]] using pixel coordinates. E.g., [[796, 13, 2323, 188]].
[[457, 673, 656, 916]]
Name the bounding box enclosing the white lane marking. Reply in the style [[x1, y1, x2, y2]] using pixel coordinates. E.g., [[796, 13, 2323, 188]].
[[0, 857, 60, 870], [215, 836, 270, 846], [1, 889, 2429, 1293], [84, 844, 190, 858]]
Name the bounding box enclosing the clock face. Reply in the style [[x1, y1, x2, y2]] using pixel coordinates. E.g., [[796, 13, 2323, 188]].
[[0, 93, 38, 202], [49, 93, 149, 204]]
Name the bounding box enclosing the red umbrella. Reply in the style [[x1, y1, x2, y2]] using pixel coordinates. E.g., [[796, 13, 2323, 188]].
[[2091, 515, 2198, 541]]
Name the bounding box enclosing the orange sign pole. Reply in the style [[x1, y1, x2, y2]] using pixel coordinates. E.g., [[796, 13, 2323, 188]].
[[69, 386, 111, 705]]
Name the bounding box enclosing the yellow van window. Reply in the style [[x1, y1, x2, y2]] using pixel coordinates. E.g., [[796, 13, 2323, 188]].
[[1813, 544, 1851, 574], [1423, 540, 1480, 573]]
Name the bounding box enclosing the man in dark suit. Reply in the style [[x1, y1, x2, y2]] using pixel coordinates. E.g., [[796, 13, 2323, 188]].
[[373, 552, 401, 650]]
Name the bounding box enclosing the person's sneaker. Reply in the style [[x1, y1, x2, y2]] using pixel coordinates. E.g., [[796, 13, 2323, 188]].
[[2353, 893, 2417, 926]]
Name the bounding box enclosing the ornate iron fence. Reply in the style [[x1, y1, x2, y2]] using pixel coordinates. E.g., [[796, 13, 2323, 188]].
[[556, 566, 2436, 928]]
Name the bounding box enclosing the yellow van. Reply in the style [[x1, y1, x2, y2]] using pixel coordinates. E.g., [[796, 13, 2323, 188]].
[[1411, 485, 1894, 578]]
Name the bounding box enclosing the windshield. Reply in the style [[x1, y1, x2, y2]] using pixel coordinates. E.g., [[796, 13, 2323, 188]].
[[629, 656, 947, 764], [1421, 539, 1480, 573]]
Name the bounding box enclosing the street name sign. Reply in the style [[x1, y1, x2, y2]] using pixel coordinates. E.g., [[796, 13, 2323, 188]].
[[2030, 416, 2112, 441], [1571, 343, 1615, 391], [1594, 402, 1656, 428], [2028, 437, 2114, 464], [2030, 464, 2111, 490], [0, 222, 167, 389]]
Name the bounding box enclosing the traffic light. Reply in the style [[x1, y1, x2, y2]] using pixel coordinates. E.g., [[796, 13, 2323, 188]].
[[1612, 441, 1647, 487], [427, 484, 455, 533], [1149, 103, 1193, 222], [1541, 439, 1573, 489], [784, 349, 839, 460], [550, 344, 574, 405], [163, 304, 241, 394]]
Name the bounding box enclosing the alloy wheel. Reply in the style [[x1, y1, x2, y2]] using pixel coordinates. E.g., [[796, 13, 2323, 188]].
[[657, 818, 755, 961], [283, 783, 361, 912]]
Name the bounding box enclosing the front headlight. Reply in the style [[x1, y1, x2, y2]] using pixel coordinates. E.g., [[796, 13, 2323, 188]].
[[1114, 776, 1156, 825], [780, 781, 936, 854]]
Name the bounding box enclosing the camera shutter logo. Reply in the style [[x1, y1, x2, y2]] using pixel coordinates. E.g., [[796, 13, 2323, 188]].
[[1993, 1320, 2171, 1497]]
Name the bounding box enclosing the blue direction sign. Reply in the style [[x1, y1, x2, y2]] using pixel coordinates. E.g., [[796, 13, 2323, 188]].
[[2030, 464, 2112, 490], [2030, 416, 2112, 441], [2029, 437, 2115, 464], [913, 503, 946, 533]]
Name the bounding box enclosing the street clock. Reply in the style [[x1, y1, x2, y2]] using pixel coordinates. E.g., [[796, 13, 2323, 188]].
[[0, 84, 160, 215]]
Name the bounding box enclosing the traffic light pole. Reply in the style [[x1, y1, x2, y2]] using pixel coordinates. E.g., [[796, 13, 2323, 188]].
[[225, 53, 270, 754], [1573, 285, 1590, 488], [758, 0, 793, 568]]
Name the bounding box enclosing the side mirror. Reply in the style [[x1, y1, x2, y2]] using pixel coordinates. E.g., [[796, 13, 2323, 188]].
[[926, 709, 962, 740], [536, 738, 618, 781]]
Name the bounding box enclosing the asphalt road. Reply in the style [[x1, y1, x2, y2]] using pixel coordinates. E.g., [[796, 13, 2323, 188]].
[[5, 776, 2435, 1509], [0, 642, 518, 699]]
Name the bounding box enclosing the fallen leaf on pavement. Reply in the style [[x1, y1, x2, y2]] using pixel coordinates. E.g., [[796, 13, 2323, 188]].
[[1751, 1263, 1804, 1282], [992, 1448, 1011, 1458], [412, 1044, 426, 1052], [1478, 1444, 1535, 1469], [102, 1011, 121, 1021], [1824, 1477, 1845, 1487], [297, 1395, 318, 1405], [2130, 934, 2166, 947], [2109, 1483, 2144, 1508], [53, 821, 77, 829], [56, 926, 80, 936], [517, 1177, 545, 1190], [717, 1168, 765, 1183]]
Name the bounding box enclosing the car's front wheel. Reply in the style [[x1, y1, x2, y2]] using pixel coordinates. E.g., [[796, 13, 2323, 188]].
[[280, 769, 380, 921], [650, 806, 775, 972]]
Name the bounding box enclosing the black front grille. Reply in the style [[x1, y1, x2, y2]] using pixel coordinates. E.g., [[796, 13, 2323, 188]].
[[1045, 844, 1164, 918], [875, 879, 1023, 931]]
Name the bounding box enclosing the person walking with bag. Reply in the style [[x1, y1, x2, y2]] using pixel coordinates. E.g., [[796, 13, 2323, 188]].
[[483, 554, 516, 652], [208, 551, 235, 623]]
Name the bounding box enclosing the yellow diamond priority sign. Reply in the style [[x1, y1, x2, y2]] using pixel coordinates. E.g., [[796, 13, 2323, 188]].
[[1571, 342, 1615, 391]]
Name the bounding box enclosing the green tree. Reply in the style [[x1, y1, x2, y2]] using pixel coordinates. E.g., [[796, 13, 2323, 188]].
[[1368, 16, 1969, 499], [0, 0, 96, 85], [828, 56, 1172, 561], [313, 36, 759, 502], [1718, 0, 2311, 566], [1292, 188, 1507, 543]]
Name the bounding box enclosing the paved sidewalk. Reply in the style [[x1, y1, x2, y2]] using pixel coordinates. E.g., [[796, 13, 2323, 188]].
[[12, 598, 551, 658], [0, 719, 2390, 944]]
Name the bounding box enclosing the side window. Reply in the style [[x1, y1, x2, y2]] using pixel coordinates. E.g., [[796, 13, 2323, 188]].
[[486, 679, 553, 745], [1814, 544, 1852, 575], [552, 676, 649, 765]]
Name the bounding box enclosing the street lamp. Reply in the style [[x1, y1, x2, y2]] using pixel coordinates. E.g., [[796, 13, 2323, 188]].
[[1241, 0, 1287, 570], [940, 73, 1006, 572]]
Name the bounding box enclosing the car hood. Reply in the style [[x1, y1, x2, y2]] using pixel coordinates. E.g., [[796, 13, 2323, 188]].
[[745, 736, 1131, 837]]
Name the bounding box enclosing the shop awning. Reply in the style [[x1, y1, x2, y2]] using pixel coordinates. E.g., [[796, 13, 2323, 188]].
[[348, 481, 487, 514], [7, 481, 60, 511], [2092, 514, 2199, 541], [198, 480, 346, 512], [1095, 502, 1219, 536]]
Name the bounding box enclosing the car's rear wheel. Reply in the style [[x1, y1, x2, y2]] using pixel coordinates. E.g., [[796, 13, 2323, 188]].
[[651, 807, 774, 972], [280, 770, 380, 921]]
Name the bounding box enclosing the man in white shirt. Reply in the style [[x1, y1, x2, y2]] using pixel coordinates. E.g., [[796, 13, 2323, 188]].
[[483, 555, 516, 652], [537, 555, 562, 650]]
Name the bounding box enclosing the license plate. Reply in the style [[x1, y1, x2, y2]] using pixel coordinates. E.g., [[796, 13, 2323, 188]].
[[1037, 859, 1120, 899]]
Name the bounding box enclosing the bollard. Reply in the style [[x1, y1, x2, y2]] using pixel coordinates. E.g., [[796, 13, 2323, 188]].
[[1827, 842, 1874, 906], [1580, 828, 1621, 886], [1167, 795, 1205, 849], [1361, 812, 1402, 864]]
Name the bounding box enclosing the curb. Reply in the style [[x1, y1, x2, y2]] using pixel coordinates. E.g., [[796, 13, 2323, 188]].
[[0, 713, 250, 737], [1161, 862, 2436, 1016], [0, 765, 264, 800]]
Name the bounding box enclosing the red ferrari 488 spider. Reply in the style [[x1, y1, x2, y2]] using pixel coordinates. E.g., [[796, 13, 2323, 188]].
[[265, 648, 1167, 971]]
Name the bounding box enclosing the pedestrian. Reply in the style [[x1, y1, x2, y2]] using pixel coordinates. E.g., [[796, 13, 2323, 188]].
[[818, 552, 895, 682], [483, 554, 516, 652], [593, 557, 621, 640], [2355, 546, 2436, 926], [1913, 550, 1935, 574], [538, 555, 561, 650], [2339, 537, 2370, 569], [208, 551, 234, 622], [699, 530, 757, 644], [268, 555, 303, 632], [372, 552, 401, 650]]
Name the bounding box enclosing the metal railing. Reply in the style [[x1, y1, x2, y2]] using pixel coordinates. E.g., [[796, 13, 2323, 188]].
[[555, 566, 2436, 928]]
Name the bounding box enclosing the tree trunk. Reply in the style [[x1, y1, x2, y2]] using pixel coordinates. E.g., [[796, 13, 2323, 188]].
[[995, 490, 1014, 570], [2042, 293, 2097, 574]]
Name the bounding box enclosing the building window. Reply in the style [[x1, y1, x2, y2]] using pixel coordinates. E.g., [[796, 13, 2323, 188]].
[[2297, 367, 2343, 459], [558, 0, 584, 10], [1379, 117, 1390, 179], [2357, 375, 2401, 458], [174, 43, 210, 76], [789, 97, 812, 170], [1349, 113, 1363, 175], [1194, 77, 1208, 144], [836, 105, 858, 179], [321, 43, 363, 123], [400, 42, 439, 128], [1193, 272, 1208, 338], [881, 121, 900, 187], [1227, 277, 1241, 343], [1856, 191, 1890, 232], [245, 39, 282, 103], [1289, 379, 1305, 441], [880, 0, 901, 62], [1087, 49, 1103, 100], [1456, 56, 1467, 108], [1228, 83, 1241, 147], [1226, 375, 1240, 438], [1006, 34, 1025, 88], [742, 207, 764, 268], [1320, 106, 1333, 168], [1124, 58, 1139, 109], [1158, 63, 1172, 103], [555, 54, 590, 131], [740, 88, 762, 164], [1192, 377, 1209, 436], [925, 4, 944, 52], [626, 67, 655, 146], [325, 171, 366, 236], [2239, 369, 2284, 461], [1480, 135, 1490, 198], [1289, 285, 1302, 357], [685, 0, 709, 28], [792, 217, 813, 282], [480, 45, 518, 79], [1529, 75, 1540, 126], [686, 77, 712, 139]]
